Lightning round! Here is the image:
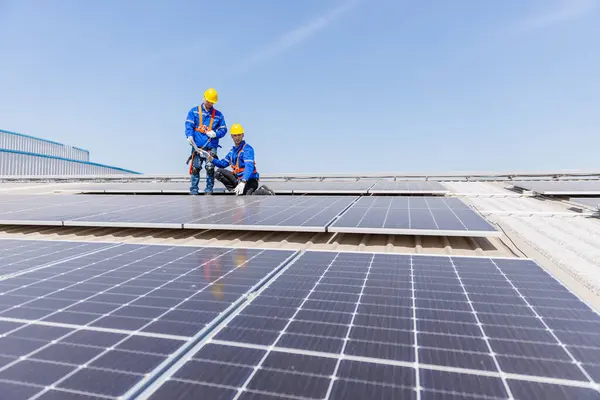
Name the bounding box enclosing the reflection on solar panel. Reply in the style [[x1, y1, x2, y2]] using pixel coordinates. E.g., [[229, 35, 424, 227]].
[[0, 195, 356, 232], [0, 239, 295, 399], [329, 196, 499, 237], [513, 181, 600, 195], [368, 180, 449, 194], [570, 197, 600, 210], [139, 251, 600, 400]]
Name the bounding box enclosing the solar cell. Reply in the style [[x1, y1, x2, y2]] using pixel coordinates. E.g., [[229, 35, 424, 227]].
[[137, 250, 600, 399], [329, 196, 500, 237], [0, 239, 295, 399], [0, 194, 356, 232], [368, 180, 449, 194], [513, 180, 600, 195]]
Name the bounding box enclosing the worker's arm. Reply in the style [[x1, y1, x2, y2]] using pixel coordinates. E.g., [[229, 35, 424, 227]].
[[214, 114, 227, 139], [241, 147, 255, 182], [211, 151, 231, 168], [185, 108, 197, 138]]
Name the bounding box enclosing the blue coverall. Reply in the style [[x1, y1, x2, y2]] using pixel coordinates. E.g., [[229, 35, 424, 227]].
[[185, 104, 227, 194]]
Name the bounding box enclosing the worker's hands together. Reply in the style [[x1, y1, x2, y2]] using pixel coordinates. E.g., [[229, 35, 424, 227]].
[[206, 130, 216, 139], [234, 182, 246, 195], [197, 149, 210, 159]]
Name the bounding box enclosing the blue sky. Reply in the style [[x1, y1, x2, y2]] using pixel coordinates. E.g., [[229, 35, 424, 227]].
[[1, 0, 599, 174]]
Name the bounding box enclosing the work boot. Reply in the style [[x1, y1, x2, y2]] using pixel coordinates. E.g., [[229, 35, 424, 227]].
[[255, 185, 275, 195]]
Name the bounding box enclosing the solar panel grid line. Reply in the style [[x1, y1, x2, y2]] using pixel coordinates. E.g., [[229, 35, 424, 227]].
[[0, 317, 189, 341], [228, 252, 345, 400], [68, 196, 183, 221], [410, 250, 421, 400], [0, 240, 298, 399], [438, 197, 470, 230], [447, 256, 515, 398], [0, 196, 94, 216], [0, 240, 95, 277], [322, 253, 375, 399], [136, 251, 600, 399], [0, 242, 122, 281], [123, 248, 301, 399], [2, 245, 247, 340], [487, 258, 598, 387], [133, 249, 310, 399], [206, 338, 599, 392], [0, 322, 139, 400]]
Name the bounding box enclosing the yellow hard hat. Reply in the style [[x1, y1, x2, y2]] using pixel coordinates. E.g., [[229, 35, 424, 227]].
[[203, 88, 218, 104], [230, 123, 244, 135]]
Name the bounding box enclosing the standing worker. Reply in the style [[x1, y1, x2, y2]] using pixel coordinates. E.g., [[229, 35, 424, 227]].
[[185, 88, 227, 195], [206, 123, 274, 195]]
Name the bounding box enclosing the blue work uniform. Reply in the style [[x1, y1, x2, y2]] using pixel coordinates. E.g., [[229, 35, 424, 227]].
[[212, 141, 260, 182], [185, 104, 227, 194]]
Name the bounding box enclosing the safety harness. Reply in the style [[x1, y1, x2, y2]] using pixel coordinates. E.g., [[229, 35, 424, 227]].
[[230, 143, 258, 179], [189, 106, 217, 175]]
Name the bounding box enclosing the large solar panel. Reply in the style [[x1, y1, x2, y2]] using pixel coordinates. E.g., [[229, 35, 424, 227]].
[[512, 181, 600, 195], [368, 180, 449, 194], [0, 239, 295, 399], [137, 250, 600, 400], [570, 197, 600, 210], [0, 195, 357, 232], [55, 180, 377, 195], [329, 196, 500, 237]]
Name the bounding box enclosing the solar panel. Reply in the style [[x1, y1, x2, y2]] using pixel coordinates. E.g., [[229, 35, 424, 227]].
[[137, 250, 600, 400], [0, 195, 357, 232], [512, 181, 600, 195], [0, 239, 295, 399], [55, 180, 377, 195], [570, 197, 600, 210], [329, 196, 499, 237], [267, 180, 377, 194], [368, 180, 449, 194]]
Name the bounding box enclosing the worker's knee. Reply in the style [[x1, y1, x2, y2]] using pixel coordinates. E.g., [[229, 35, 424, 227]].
[[214, 168, 225, 180]]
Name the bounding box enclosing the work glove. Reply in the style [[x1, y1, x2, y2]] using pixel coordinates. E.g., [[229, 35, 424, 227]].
[[234, 181, 246, 196], [206, 130, 216, 139], [197, 149, 210, 159]]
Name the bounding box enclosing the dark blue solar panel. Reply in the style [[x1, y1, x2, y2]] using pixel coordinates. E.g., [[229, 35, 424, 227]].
[[0, 239, 295, 399], [138, 251, 600, 399], [329, 196, 499, 237]]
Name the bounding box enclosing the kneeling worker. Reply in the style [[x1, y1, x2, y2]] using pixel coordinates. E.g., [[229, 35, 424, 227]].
[[206, 124, 273, 195]]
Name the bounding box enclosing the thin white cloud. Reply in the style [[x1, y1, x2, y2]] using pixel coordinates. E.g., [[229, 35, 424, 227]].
[[518, 0, 598, 32], [226, 0, 359, 76]]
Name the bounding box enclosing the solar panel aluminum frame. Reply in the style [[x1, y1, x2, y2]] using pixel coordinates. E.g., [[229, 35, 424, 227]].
[[62, 220, 185, 229], [0, 219, 63, 226], [511, 182, 600, 196], [367, 189, 450, 195], [182, 222, 327, 233]]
